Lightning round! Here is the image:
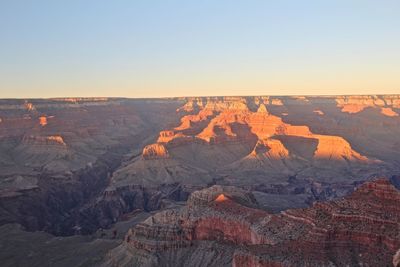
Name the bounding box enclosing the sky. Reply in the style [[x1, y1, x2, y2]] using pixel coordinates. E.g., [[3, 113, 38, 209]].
[[1, 0, 399, 98]]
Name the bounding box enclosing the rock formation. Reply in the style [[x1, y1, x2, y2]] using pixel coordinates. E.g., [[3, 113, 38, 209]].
[[104, 95, 399, 226], [104, 177, 400, 266], [381, 107, 399, 117], [142, 143, 169, 159], [336, 95, 400, 114], [1, 95, 400, 266], [39, 116, 48, 126], [22, 135, 66, 146], [140, 97, 374, 166]]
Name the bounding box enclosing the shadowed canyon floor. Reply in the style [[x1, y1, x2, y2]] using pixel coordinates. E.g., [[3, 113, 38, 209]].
[[0, 96, 399, 266]]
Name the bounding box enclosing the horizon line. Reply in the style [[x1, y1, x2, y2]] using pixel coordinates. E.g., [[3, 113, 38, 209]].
[[1, 93, 400, 101]]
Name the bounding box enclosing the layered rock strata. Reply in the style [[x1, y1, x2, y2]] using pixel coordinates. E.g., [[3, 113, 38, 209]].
[[104, 177, 400, 266]]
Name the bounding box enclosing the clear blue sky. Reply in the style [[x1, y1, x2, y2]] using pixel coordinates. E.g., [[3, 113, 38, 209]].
[[1, 0, 399, 98]]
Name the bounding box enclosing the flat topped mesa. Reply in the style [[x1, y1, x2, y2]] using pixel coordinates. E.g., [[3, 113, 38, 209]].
[[215, 193, 228, 202]]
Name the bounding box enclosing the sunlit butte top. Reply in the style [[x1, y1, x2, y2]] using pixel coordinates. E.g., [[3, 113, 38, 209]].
[[215, 194, 228, 202]]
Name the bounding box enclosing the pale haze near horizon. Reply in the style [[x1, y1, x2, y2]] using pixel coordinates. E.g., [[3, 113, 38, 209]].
[[1, 0, 399, 98]]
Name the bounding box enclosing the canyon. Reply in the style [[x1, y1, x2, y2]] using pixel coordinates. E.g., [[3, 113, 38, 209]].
[[0, 95, 399, 266]]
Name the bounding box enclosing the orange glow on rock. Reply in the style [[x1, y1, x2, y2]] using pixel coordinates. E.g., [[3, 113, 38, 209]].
[[340, 104, 366, 114], [215, 194, 228, 202], [381, 107, 399, 117], [39, 116, 48, 126]]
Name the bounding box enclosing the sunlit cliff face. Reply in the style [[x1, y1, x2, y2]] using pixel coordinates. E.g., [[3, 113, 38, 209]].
[[25, 102, 35, 111], [336, 95, 400, 116], [215, 194, 228, 202], [142, 143, 169, 160], [381, 107, 399, 117], [141, 97, 375, 163], [339, 104, 366, 114], [45, 135, 66, 146], [39, 116, 48, 126]]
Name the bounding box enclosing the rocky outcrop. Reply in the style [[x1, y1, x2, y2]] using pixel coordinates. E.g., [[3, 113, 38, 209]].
[[381, 107, 399, 117], [105, 177, 400, 266], [187, 185, 259, 207], [224, 138, 291, 174], [202, 97, 250, 112], [142, 143, 169, 159], [156, 130, 175, 143], [21, 135, 67, 146], [312, 134, 368, 162], [270, 98, 284, 106], [257, 103, 268, 113], [38, 116, 48, 126], [24, 102, 35, 111], [174, 109, 214, 133], [122, 185, 269, 254], [394, 249, 400, 267], [336, 95, 400, 113]]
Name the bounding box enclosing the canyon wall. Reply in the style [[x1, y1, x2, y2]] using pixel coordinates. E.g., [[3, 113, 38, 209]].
[[104, 177, 400, 266], [1, 95, 399, 235]]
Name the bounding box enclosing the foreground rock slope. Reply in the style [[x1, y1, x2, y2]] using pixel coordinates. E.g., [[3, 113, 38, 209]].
[[103, 177, 400, 267]]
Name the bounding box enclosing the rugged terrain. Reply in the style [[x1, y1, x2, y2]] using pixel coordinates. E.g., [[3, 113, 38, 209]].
[[0, 98, 183, 234], [103, 95, 400, 228], [103, 177, 400, 266], [0, 95, 399, 266]]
